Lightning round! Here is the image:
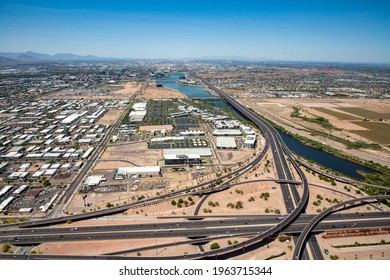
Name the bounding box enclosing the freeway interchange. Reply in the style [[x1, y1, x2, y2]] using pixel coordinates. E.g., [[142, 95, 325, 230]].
[[0, 78, 389, 260]]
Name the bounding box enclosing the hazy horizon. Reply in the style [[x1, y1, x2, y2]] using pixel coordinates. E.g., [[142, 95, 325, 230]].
[[1, 0, 390, 63]]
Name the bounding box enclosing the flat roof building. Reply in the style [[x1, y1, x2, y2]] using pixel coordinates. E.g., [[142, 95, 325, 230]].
[[216, 137, 237, 149], [240, 125, 255, 135], [163, 148, 211, 165], [213, 129, 242, 136], [244, 135, 257, 148], [116, 166, 161, 178]]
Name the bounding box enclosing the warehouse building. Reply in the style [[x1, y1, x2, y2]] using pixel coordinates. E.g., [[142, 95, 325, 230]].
[[212, 129, 242, 136], [163, 148, 211, 165], [240, 125, 255, 135], [216, 137, 237, 149], [116, 166, 161, 179], [244, 135, 257, 148]]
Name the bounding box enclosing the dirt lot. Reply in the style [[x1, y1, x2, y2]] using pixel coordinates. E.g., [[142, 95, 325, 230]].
[[216, 150, 255, 165], [231, 237, 294, 260], [202, 182, 286, 215], [97, 109, 123, 125], [113, 82, 142, 97], [100, 142, 161, 166], [239, 98, 390, 166], [139, 125, 173, 131], [318, 232, 390, 260], [93, 160, 136, 171], [141, 84, 187, 99]]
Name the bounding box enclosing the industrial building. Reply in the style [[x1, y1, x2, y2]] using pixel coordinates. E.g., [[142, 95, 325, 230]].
[[244, 135, 257, 148], [163, 148, 211, 165], [164, 154, 201, 165], [84, 175, 106, 187], [212, 129, 242, 136], [216, 137, 237, 149], [116, 166, 161, 179], [213, 120, 241, 129], [129, 102, 147, 122], [240, 125, 255, 135]]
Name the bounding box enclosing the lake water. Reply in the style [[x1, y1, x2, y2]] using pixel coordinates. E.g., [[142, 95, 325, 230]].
[[158, 72, 217, 99]]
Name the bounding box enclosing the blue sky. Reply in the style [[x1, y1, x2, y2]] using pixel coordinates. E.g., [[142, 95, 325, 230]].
[[0, 0, 389, 62]]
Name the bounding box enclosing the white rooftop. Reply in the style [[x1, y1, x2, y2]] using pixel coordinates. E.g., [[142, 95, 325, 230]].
[[117, 166, 161, 174], [216, 137, 237, 148], [163, 148, 212, 157], [213, 129, 242, 136]]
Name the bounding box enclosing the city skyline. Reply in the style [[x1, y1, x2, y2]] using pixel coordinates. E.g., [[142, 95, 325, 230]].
[[0, 0, 390, 63]]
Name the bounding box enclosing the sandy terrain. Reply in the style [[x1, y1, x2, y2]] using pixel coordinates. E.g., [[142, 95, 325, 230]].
[[141, 85, 187, 99], [306, 108, 368, 131], [318, 232, 390, 260], [239, 98, 390, 166], [113, 82, 142, 96], [139, 125, 173, 131], [232, 237, 294, 260], [93, 160, 136, 171], [216, 150, 255, 165], [101, 142, 161, 166], [97, 109, 122, 125], [202, 182, 286, 215]]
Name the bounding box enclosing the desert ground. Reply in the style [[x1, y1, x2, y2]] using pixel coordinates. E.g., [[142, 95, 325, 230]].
[[139, 125, 174, 131], [100, 142, 161, 166], [239, 98, 390, 166], [113, 82, 142, 97], [43, 82, 142, 100], [97, 108, 123, 125], [140, 84, 187, 99], [318, 232, 390, 260]]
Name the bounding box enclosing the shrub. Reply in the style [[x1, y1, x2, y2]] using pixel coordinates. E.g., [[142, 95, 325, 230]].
[[279, 236, 287, 242], [210, 243, 220, 250], [2, 243, 10, 253]]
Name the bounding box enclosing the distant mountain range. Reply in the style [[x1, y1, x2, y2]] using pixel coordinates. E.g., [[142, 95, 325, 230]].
[[0, 51, 118, 64]]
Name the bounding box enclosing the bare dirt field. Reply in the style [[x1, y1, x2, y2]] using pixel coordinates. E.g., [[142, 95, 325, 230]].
[[113, 82, 142, 97], [231, 237, 294, 260], [202, 182, 286, 215], [93, 160, 136, 171], [139, 125, 173, 131], [239, 97, 390, 166], [318, 232, 390, 260], [216, 150, 255, 165], [141, 84, 187, 99], [100, 142, 161, 166], [97, 109, 122, 125]]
